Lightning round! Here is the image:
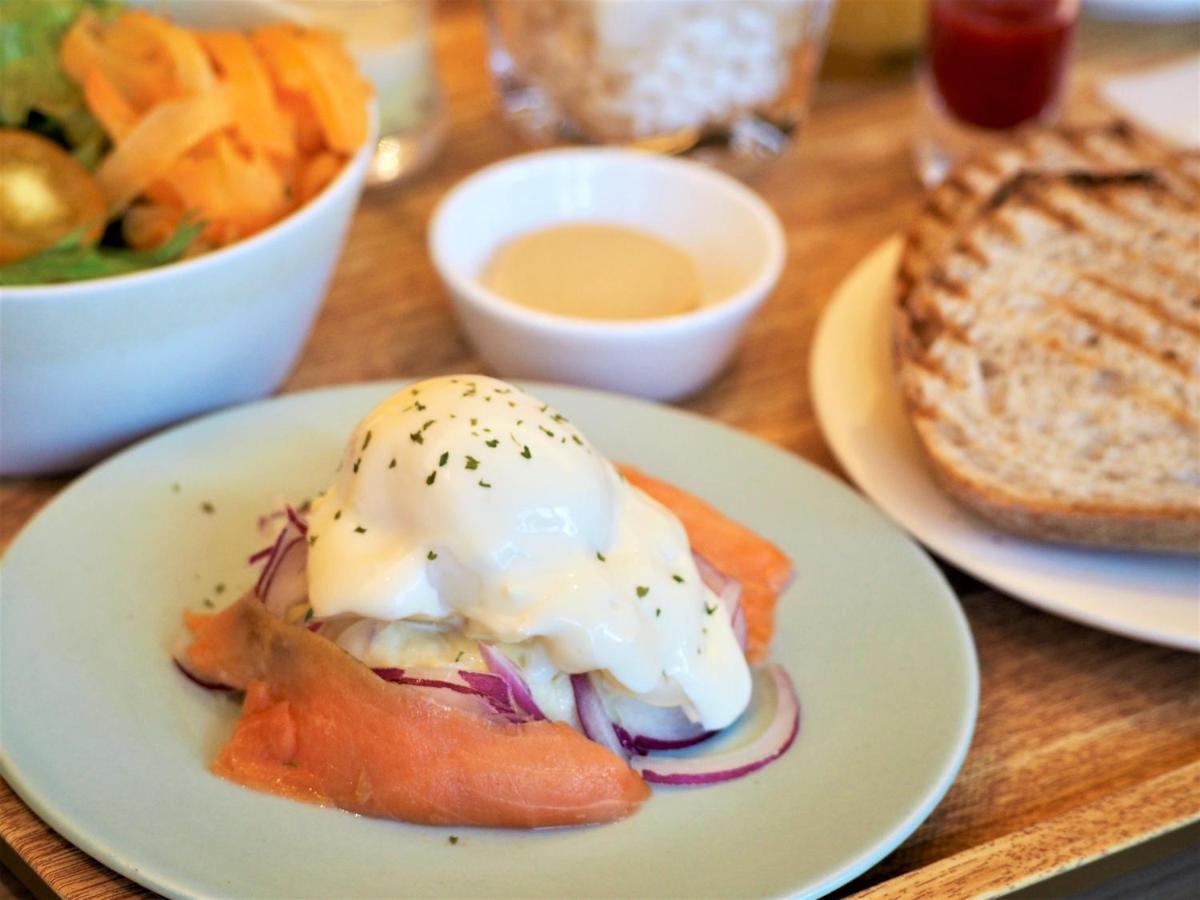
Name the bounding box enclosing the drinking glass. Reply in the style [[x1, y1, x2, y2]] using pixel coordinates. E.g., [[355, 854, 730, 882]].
[[284, 0, 444, 187], [915, 0, 1080, 185], [485, 0, 833, 172]]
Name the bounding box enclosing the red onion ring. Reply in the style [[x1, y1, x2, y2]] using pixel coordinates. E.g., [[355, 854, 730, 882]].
[[373, 667, 524, 722], [693, 553, 747, 652], [478, 642, 546, 721], [598, 684, 713, 754], [631, 666, 799, 786], [285, 504, 309, 536], [173, 656, 232, 692], [571, 674, 629, 760]]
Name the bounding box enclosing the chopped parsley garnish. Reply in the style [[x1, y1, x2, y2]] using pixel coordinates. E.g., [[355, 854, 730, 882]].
[[596, 552, 606, 562], [470, 418, 477, 426], [465, 455, 480, 470], [704, 603, 718, 615], [485, 439, 499, 448], [362, 430, 372, 450], [410, 431, 424, 444], [655, 608, 661, 617], [479, 479, 492, 488], [200, 501, 215, 514], [308, 534, 319, 545], [426, 471, 437, 486], [672, 574, 684, 583], [571, 435, 584, 446], [389, 458, 397, 469], [354, 525, 367, 534], [520, 445, 532, 460], [352, 457, 361, 473], [215, 583, 225, 594], [334, 510, 343, 520], [415, 400, 427, 411], [304, 607, 314, 621], [448, 835, 459, 845], [423, 419, 436, 431], [539, 425, 555, 438], [455, 650, 464, 662], [552, 413, 567, 423], [484, 396, 492, 402], [202, 598, 214, 609], [636, 586, 650, 598], [427, 550, 438, 560], [439, 451, 449, 467]]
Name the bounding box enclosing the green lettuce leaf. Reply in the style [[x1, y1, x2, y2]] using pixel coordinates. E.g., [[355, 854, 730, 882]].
[[0, 0, 119, 166], [0, 220, 202, 286]]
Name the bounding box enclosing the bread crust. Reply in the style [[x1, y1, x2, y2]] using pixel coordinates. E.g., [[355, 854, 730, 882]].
[[893, 124, 1200, 554]]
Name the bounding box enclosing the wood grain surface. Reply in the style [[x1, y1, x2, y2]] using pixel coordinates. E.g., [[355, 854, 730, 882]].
[[2, 5, 1198, 899]]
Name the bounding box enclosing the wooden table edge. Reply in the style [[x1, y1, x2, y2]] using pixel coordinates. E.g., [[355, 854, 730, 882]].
[[4, 761, 1199, 899], [851, 760, 1200, 899]]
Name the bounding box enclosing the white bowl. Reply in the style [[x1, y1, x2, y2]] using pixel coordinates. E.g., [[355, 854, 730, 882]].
[[0, 140, 372, 476], [0, 0, 376, 477], [428, 148, 785, 401]]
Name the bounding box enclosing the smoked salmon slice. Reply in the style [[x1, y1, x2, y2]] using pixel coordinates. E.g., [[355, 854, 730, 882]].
[[618, 466, 794, 663], [183, 596, 650, 828]]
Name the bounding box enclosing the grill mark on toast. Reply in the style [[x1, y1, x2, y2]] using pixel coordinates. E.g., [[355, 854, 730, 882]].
[[1052, 297, 1196, 379], [1034, 332, 1196, 428], [1079, 272, 1200, 339]]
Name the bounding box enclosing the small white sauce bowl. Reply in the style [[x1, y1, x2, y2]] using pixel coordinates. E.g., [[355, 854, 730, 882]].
[[429, 148, 785, 401]]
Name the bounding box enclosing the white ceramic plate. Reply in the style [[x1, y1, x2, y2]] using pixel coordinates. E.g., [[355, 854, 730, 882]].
[[0, 382, 977, 899], [811, 238, 1200, 653]]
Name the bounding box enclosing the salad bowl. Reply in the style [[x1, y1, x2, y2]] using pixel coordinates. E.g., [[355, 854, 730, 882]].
[[0, 0, 377, 476]]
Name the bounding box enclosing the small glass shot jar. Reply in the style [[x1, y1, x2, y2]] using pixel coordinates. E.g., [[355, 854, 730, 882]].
[[914, 0, 1080, 186]]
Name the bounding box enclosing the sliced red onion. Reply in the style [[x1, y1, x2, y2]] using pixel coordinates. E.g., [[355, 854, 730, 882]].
[[478, 642, 546, 721], [571, 673, 629, 760], [248, 545, 274, 565], [252, 510, 310, 620], [729, 598, 748, 653], [460, 671, 525, 720], [173, 656, 232, 692], [373, 667, 523, 722], [252, 526, 288, 593], [694, 552, 747, 653], [599, 684, 713, 754], [285, 504, 308, 535], [631, 666, 799, 786], [261, 536, 308, 619]]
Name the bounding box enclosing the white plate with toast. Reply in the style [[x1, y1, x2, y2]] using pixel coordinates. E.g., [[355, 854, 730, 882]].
[[812, 237, 1200, 652]]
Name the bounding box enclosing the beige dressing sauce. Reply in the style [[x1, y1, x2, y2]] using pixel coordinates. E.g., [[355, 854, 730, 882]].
[[482, 223, 703, 320]]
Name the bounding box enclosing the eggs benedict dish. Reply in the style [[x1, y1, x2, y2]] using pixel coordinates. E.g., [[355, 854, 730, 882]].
[[178, 377, 797, 827]]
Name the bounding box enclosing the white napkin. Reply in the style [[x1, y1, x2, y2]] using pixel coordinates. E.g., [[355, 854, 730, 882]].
[[1098, 54, 1200, 149]]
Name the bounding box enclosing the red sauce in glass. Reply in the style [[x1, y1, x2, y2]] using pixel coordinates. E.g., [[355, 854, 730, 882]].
[[929, 0, 1076, 130]]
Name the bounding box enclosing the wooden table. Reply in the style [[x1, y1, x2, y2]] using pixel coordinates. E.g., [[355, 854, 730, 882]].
[[2, 6, 1198, 899]]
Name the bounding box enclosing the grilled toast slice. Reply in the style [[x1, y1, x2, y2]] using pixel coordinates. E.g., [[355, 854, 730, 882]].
[[895, 164, 1200, 552], [897, 121, 1178, 305]]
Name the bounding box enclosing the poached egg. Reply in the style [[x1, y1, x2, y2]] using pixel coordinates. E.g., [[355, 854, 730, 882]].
[[306, 376, 750, 730]]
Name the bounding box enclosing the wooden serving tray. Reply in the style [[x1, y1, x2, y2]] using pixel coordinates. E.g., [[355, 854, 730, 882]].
[[2, 6, 1197, 897]]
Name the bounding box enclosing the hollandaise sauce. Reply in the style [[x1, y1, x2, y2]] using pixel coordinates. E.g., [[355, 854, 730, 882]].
[[305, 376, 750, 730], [481, 223, 703, 321]]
